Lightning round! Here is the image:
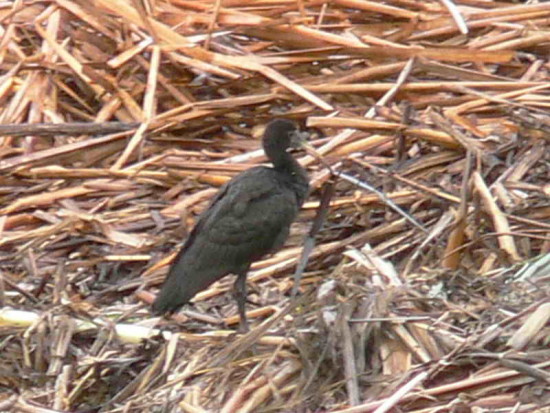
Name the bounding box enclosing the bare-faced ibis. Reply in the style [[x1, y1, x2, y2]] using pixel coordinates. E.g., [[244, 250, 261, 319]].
[[152, 119, 310, 331]]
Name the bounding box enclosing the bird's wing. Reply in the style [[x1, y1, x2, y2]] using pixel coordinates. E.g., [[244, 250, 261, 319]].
[[190, 166, 298, 249], [154, 167, 299, 313]]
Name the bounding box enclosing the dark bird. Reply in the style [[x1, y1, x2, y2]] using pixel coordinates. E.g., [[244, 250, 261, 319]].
[[152, 119, 310, 331]]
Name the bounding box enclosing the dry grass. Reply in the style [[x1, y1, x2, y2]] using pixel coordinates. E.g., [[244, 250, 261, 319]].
[[0, 0, 549, 412]]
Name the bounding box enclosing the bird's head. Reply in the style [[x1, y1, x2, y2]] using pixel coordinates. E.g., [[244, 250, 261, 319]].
[[263, 119, 311, 154]]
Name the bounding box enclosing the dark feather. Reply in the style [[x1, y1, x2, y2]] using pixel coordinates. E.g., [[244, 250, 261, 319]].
[[152, 119, 309, 329]]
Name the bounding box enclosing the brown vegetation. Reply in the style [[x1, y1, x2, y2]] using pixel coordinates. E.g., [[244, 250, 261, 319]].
[[0, 0, 549, 411]]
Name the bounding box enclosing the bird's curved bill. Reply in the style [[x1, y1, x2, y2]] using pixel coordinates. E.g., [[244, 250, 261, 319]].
[[290, 130, 322, 160], [289, 130, 309, 149]]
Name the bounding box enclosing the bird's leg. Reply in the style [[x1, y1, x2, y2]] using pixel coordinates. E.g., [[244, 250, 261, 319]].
[[233, 271, 249, 333]]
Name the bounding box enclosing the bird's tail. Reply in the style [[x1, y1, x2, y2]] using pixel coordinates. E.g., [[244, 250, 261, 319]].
[[151, 270, 194, 315], [151, 263, 224, 315]]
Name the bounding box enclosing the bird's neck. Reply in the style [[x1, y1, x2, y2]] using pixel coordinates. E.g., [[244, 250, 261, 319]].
[[266, 149, 309, 205], [267, 147, 308, 184], [269, 150, 290, 169], [288, 159, 310, 205], [269, 149, 298, 173], [275, 154, 308, 187]]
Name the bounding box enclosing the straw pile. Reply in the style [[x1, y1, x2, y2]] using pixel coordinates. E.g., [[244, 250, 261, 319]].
[[1, 0, 549, 411]]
